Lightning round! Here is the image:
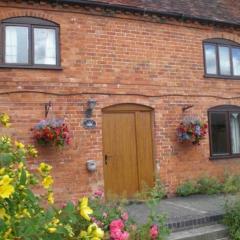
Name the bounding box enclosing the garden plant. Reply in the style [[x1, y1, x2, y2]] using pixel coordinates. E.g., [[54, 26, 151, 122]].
[[0, 113, 169, 240]]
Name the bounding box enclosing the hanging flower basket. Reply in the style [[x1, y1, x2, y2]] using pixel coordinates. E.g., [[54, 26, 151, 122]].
[[177, 116, 208, 145], [31, 119, 71, 147]]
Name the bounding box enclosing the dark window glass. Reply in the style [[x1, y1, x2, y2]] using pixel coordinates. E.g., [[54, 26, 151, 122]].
[[204, 44, 217, 74], [210, 112, 229, 155], [209, 105, 240, 159], [204, 39, 240, 78]]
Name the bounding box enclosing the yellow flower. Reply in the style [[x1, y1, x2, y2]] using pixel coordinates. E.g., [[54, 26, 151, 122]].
[[80, 197, 93, 221], [0, 168, 5, 175], [87, 223, 104, 239], [0, 175, 12, 185], [42, 176, 53, 189], [80, 230, 87, 238], [4, 227, 12, 238], [0, 113, 10, 127], [48, 227, 57, 233], [0, 184, 14, 199], [38, 163, 52, 175], [15, 141, 25, 149], [51, 217, 59, 226], [23, 209, 31, 218], [28, 145, 38, 158], [0, 208, 9, 219], [48, 192, 54, 204], [1, 136, 11, 145]]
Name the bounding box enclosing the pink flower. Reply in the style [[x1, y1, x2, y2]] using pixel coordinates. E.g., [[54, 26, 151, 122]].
[[121, 231, 129, 240], [121, 212, 129, 221], [150, 224, 159, 240], [110, 219, 124, 231], [110, 228, 129, 240], [94, 190, 104, 198], [110, 219, 129, 240]]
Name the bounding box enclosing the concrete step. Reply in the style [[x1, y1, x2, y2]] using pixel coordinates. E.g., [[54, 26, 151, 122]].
[[168, 224, 228, 240], [167, 213, 224, 232]]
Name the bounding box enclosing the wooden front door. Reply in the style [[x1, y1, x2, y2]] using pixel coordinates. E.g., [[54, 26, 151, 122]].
[[102, 104, 154, 198]]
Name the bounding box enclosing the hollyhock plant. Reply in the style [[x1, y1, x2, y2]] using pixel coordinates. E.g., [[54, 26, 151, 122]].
[[150, 224, 159, 239], [110, 219, 129, 240], [31, 119, 71, 147], [177, 116, 208, 145]]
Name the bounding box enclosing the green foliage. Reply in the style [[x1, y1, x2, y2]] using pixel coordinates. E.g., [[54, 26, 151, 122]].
[[132, 200, 170, 240], [197, 176, 223, 195], [136, 180, 167, 200], [176, 180, 198, 197], [223, 174, 240, 194], [176, 174, 240, 197], [224, 197, 240, 240]]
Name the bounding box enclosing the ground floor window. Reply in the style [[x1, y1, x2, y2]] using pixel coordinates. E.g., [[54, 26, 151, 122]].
[[208, 105, 240, 159]]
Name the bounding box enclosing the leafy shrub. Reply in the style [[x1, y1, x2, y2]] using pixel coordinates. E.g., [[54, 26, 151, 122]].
[[197, 176, 223, 195], [136, 180, 167, 200], [224, 198, 240, 240], [132, 200, 170, 240], [223, 174, 240, 194], [176, 180, 198, 197]]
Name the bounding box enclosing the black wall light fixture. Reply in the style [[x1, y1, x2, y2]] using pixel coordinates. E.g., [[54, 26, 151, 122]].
[[83, 99, 97, 129]]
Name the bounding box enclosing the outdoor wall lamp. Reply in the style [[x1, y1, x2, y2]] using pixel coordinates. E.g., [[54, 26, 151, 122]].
[[83, 99, 97, 129], [85, 99, 97, 118]]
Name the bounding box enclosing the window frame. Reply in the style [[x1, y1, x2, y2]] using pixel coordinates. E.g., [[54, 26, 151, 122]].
[[208, 105, 240, 160], [203, 39, 240, 79], [0, 17, 61, 69]]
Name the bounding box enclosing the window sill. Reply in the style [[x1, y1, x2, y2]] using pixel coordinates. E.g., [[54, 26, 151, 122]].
[[0, 64, 63, 70], [210, 154, 240, 160], [204, 74, 240, 80]]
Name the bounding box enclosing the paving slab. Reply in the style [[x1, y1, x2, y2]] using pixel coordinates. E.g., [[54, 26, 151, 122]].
[[127, 194, 236, 225]]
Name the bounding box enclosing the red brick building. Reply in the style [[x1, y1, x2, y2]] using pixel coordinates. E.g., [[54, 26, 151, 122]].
[[0, 0, 240, 201]]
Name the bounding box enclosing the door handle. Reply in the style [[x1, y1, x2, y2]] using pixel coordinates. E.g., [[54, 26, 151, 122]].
[[104, 154, 112, 165]]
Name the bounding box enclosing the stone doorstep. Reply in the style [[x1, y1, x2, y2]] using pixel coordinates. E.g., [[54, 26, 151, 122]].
[[167, 224, 228, 240], [167, 213, 224, 232]]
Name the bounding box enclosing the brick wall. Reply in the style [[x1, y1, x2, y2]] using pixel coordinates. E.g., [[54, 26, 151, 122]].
[[1, 1, 240, 202]]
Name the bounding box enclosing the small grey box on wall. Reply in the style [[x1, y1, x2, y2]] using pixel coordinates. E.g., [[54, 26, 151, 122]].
[[86, 160, 97, 172]]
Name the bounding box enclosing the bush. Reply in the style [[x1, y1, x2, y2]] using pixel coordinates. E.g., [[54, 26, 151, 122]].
[[176, 180, 198, 197], [223, 174, 240, 194], [136, 180, 167, 200], [224, 197, 240, 240], [197, 176, 223, 195]]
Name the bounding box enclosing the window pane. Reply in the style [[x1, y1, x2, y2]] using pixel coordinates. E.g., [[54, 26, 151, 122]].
[[230, 113, 240, 154], [5, 26, 28, 64], [210, 112, 229, 155], [219, 46, 231, 75], [232, 48, 240, 76], [204, 44, 217, 74], [34, 28, 56, 65]]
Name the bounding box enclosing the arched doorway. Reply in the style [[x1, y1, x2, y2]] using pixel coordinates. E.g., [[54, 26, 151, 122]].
[[102, 104, 155, 198]]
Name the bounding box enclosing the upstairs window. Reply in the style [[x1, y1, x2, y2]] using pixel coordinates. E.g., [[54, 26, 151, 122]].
[[203, 39, 240, 78], [208, 105, 240, 159], [1, 17, 60, 69]]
